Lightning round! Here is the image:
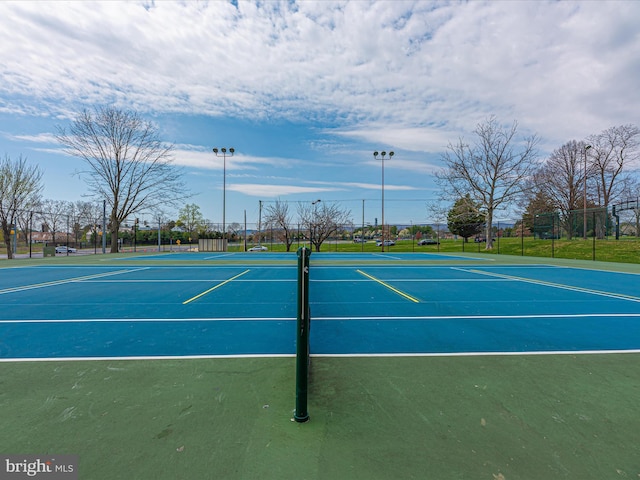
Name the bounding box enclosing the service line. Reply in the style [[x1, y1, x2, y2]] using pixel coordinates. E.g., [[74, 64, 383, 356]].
[[356, 269, 420, 303], [182, 269, 250, 305]]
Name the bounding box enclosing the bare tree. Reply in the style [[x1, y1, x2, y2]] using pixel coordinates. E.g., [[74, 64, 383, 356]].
[[436, 116, 539, 249], [297, 201, 351, 252], [587, 124, 640, 210], [70, 200, 96, 246], [264, 199, 295, 251], [0, 154, 43, 258], [15, 196, 42, 247], [77, 201, 104, 250], [39, 199, 71, 245], [533, 140, 589, 238], [56, 106, 187, 253]]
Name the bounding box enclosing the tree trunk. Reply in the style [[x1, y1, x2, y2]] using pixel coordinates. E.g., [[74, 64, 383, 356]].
[[485, 209, 494, 250], [110, 215, 120, 253], [1, 221, 13, 259], [3, 235, 12, 259]]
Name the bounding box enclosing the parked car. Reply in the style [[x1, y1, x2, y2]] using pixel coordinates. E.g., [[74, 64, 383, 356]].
[[418, 238, 440, 245], [55, 246, 77, 254], [248, 245, 268, 251], [376, 239, 395, 247], [353, 238, 366, 243]]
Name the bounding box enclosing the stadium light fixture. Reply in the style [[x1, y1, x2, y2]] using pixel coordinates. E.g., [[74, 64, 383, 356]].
[[373, 150, 394, 252], [213, 147, 235, 250]]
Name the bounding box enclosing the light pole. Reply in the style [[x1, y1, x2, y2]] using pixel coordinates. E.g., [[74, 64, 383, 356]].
[[583, 144, 592, 239], [373, 150, 394, 252], [213, 147, 235, 250], [311, 199, 321, 250]]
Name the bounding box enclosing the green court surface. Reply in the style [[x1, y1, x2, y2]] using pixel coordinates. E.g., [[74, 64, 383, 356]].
[[2, 355, 639, 479], [1, 252, 640, 479]]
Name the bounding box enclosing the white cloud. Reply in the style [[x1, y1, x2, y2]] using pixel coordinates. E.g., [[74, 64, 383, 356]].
[[310, 180, 418, 192], [331, 126, 454, 154], [1, 0, 638, 147], [2, 132, 58, 144], [1, 0, 639, 224], [171, 147, 301, 171], [226, 183, 338, 197]]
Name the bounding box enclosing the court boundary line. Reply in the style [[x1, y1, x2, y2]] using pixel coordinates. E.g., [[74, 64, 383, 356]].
[[2, 349, 640, 363], [313, 313, 640, 321], [0, 316, 295, 324], [3, 312, 640, 324]]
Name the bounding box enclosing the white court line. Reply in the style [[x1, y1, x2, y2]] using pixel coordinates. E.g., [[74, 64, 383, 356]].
[[3, 313, 640, 324], [203, 253, 238, 260], [0, 316, 295, 324], [0, 354, 296, 362], [457, 267, 640, 303], [79, 278, 296, 283], [0, 268, 149, 296], [2, 349, 640, 363], [371, 253, 405, 260], [312, 313, 640, 321], [311, 278, 509, 282], [311, 349, 640, 358]]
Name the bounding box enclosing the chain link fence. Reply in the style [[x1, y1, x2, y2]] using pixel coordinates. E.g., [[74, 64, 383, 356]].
[[2, 203, 639, 263]]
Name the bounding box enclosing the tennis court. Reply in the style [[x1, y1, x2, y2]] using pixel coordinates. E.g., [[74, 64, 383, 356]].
[[2, 252, 639, 359], [1, 251, 640, 479]]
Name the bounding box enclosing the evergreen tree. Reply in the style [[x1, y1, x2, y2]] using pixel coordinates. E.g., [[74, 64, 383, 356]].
[[447, 195, 485, 242]]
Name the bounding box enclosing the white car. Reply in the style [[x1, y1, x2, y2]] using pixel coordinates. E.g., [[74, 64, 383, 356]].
[[55, 246, 77, 254], [375, 240, 395, 247], [248, 245, 268, 251]]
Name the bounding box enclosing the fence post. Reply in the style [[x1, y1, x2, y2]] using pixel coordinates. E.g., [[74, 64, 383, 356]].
[[592, 211, 596, 261]]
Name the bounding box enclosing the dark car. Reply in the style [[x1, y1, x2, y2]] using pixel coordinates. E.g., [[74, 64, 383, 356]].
[[418, 238, 439, 245]]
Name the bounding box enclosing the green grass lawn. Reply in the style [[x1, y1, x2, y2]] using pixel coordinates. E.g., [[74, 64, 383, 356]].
[[5, 236, 638, 264], [231, 236, 640, 264]]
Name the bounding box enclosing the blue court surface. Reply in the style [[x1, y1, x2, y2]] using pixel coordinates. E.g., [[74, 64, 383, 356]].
[[116, 251, 478, 262], [1, 257, 640, 359]]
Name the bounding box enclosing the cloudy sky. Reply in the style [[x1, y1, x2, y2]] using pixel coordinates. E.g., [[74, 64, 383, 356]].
[[1, 0, 638, 227]]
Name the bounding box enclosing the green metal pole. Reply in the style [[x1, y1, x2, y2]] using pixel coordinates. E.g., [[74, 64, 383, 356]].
[[592, 211, 596, 261], [294, 246, 311, 422]]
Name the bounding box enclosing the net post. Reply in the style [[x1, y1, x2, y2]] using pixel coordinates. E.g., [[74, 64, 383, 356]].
[[294, 246, 311, 423]]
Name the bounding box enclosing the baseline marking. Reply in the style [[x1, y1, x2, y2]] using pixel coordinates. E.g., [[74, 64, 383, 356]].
[[182, 269, 250, 304], [3, 349, 640, 363], [3, 312, 640, 324], [356, 269, 420, 303], [463, 268, 640, 303], [0, 316, 292, 324]]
